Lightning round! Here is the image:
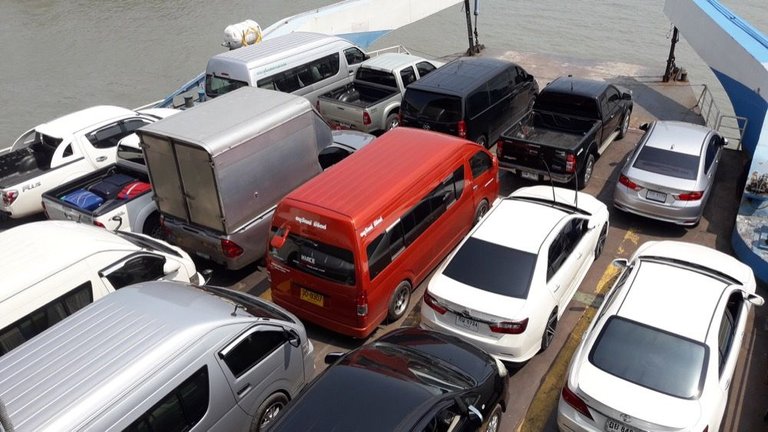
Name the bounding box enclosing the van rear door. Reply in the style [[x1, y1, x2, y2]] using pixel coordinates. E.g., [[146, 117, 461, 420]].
[[401, 89, 462, 136]]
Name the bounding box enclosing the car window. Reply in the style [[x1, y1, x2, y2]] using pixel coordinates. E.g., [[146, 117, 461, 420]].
[[704, 135, 719, 173], [123, 118, 151, 134], [421, 401, 463, 432], [344, 47, 367, 66], [357, 67, 397, 87], [400, 66, 417, 87], [124, 366, 209, 432], [87, 122, 126, 149], [488, 72, 508, 105], [589, 316, 707, 399], [467, 87, 490, 117], [221, 327, 288, 378], [102, 254, 167, 289], [415, 61, 437, 78], [470, 151, 492, 178], [717, 308, 735, 375], [270, 233, 356, 286], [318, 146, 351, 170], [547, 219, 583, 280], [632, 145, 700, 180], [595, 265, 633, 323], [401, 89, 462, 123]]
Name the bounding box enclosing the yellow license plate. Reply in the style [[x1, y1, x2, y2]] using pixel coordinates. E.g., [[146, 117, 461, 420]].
[[300, 288, 324, 307]]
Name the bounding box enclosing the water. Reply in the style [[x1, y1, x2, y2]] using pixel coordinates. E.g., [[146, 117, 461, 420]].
[[0, 0, 765, 146]]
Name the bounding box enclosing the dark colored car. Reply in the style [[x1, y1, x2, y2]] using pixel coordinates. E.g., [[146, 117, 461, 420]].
[[267, 327, 509, 432], [399, 57, 538, 149]]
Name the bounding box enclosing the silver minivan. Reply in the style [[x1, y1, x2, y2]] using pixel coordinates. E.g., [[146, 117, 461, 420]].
[[0, 281, 314, 432]]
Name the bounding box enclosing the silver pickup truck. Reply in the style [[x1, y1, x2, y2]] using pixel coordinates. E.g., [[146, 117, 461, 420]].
[[317, 53, 443, 134]]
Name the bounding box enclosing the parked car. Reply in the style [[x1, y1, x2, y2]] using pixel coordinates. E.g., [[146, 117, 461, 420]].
[[421, 185, 609, 364], [0, 106, 177, 220], [267, 327, 508, 432], [496, 76, 633, 188], [0, 281, 314, 432], [613, 120, 726, 226], [558, 240, 763, 432], [399, 57, 538, 148], [0, 220, 203, 357], [317, 53, 442, 133], [318, 130, 376, 169]]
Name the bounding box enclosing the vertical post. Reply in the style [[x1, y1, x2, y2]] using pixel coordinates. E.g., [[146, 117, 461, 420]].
[[663, 27, 679, 82], [464, 0, 475, 56]]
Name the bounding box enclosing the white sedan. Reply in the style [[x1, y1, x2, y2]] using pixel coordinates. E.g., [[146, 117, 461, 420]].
[[420, 185, 609, 364], [558, 240, 763, 432]]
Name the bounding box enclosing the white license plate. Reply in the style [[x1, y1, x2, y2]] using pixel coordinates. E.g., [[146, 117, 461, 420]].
[[521, 171, 538, 181], [646, 190, 667, 202], [455, 315, 479, 332], [605, 418, 638, 432]]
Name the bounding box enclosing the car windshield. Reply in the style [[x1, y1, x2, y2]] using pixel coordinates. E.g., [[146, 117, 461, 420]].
[[401, 89, 461, 123], [442, 237, 537, 299], [200, 286, 293, 321], [589, 316, 707, 399], [270, 233, 356, 286], [115, 231, 182, 258], [205, 74, 248, 98], [632, 146, 700, 180]]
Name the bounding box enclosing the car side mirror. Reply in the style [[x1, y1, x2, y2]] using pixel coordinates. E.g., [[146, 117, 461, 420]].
[[200, 269, 214, 285], [721, 137, 729, 147], [324, 352, 345, 365], [467, 405, 483, 425], [622, 92, 632, 100], [163, 260, 182, 275], [639, 123, 650, 131], [284, 329, 301, 347], [747, 293, 765, 306], [270, 226, 289, 250], [611, 258, 629, 270]]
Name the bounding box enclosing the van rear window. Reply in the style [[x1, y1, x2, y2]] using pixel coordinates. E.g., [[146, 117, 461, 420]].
[[402, 90, 461, 123], [205, 74, 248, 98], [271, 233, 356, 286]]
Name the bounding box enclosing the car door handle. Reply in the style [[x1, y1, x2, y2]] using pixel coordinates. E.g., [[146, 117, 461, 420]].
[[473, 185, 478, 191], [554, 284, 561, 292], [96, 156, 107, 162], [577, 252, 583, 259], [237, 384, 252, 397]]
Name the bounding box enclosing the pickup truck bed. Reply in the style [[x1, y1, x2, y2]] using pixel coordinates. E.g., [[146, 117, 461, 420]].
[[0, 147, 47, 186], [320, 82, 398, 109], [507, 111, 600, 151]]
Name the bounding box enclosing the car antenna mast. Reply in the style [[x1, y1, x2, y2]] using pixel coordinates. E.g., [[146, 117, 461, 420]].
[[538, 155, 557, 206]]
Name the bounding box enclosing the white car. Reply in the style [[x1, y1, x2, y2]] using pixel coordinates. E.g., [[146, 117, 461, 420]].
[[420, 185, 609, 364], [558, 240, 763, 432]]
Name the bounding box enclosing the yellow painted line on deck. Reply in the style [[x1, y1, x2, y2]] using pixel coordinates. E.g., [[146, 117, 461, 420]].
[[516, 228, 636, 432]]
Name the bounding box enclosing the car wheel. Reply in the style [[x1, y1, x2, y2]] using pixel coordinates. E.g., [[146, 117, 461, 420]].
[[142, 212, 163, 239], [540, 309, 558, 352], [617, 111, 630, 139], [577, 153, 595, 189], [473, 199, 490, 226], [485, 404, 503, 432], [476, 134, 488, 148], [385, 113, 399, 131], [387, 280, 412, 322], [594, 224, 607, 258], [252, 392, 289, 431]]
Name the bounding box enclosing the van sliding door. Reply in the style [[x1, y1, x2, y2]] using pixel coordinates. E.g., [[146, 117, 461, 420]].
[[175, 144, 226, 233], [140, 133, 187, 221]]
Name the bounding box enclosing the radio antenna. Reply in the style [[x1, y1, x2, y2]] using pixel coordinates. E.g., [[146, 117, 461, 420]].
[[538, 155, 557, 206]]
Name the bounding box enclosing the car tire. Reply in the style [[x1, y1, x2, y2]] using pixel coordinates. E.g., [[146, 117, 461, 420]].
[[387, 280, 412, 322], [251, 392, 289, 432], [142, 212, 163, 239], [485, 404, 503, 432], [594, 224, 607, 258], [476, 134, 488, 149], [473, 199, 490, 226], [385, 113, 399, 131], [540, 309, 558, 352], [617, 111, 630, 139], [577, 153, 595, 189]]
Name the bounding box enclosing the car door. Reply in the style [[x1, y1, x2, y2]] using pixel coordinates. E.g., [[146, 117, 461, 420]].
[[714, 290, 748, 428], [702, 134, 723, 202], [600, 86, 623, 139], [469, 150, 495, 208], [415, 61, 438, 80], [216, 324, 304, 416], [84, 117, 152, 167], [545, 218, 589, 313]]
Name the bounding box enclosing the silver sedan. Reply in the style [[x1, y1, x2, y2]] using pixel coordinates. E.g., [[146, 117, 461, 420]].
[[613, 120, 726, 226]]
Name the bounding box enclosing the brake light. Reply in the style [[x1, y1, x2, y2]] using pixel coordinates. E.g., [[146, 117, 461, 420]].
[[221, 239, 244, 258], [565, 154, 576, 174], [93, 220, 105, 228], [1, 190, 18, 206], [423, 291, 447, 315], [489, 318, 528, 334], [363, 111, 372, 126], [458, 120, 467, 138], [675, 191, 703, 201], [618, 175, 640, 191], [356, 291, 369, 317], [561, 384, 593, 420], [495, 139, 504, 155]]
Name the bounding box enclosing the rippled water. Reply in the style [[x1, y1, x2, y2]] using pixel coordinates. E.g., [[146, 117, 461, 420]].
[[0, 0, 764, 145]]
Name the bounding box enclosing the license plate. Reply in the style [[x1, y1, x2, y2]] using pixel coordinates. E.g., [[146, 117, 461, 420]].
[[646, 190, 667, 202], [521, 171, 538, 181], [605, 418, 638, 432], [300, 287, 324, 307], [455, 315, 479, 332]]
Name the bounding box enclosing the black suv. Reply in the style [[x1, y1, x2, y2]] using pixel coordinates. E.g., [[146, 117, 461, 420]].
[[400, 57, 538, 148]]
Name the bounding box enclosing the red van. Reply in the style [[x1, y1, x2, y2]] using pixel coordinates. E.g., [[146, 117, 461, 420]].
[[267, 127, 499, 338]]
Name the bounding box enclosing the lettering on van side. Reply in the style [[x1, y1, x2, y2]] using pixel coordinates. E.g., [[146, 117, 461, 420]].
[[256, 62, 289, 76], [295, 216, 327, 230], [360, 216, 384, 238]]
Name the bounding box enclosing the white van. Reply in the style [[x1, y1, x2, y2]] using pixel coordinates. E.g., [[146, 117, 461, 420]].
[[0, 220, 201, 357], [204, 32, 369, 104]]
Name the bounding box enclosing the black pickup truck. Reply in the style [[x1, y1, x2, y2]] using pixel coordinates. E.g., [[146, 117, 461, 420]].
[[495, 76, 633, 188]]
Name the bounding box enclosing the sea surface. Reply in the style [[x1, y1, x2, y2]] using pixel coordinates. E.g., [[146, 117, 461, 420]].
[[0, 0, 765, 146]]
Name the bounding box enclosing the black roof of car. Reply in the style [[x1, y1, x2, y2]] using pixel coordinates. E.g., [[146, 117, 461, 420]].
[[268, 328, 497, 432], [542, 76, 611, 99], [407, 57, 517, 97]]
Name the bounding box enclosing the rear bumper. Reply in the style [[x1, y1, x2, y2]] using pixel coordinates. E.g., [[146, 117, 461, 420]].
[[498, 161, 574, 183], [271, 290, 378, 339], [163, 218, 263, 270], [613, 185, 702, 226]]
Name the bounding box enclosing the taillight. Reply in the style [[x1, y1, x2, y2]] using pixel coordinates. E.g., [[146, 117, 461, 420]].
[[94, 220, 106, 228], [423, 291, 447, 315], [489, 318, 528, 334], [1, 189, 18, 206], [221, 239, 244, 258], [619, 174, 640, 191], [363, 111, 372, 126], [356, 291, 368, 317], [458, 120, 467, 138], [565, 154, 576, 174], [675, 191, 703, 201], [495, 139, 504, 155], [561, 384, 593, 420]]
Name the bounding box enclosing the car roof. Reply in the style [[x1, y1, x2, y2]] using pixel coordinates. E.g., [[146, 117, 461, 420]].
[[35, 105, 137, 139], [643, 121, 712, 156], [542, 76, 610, 99], [361, 53, 427, 71], [407, 57, 514, 96], [210, 31, 347, 64], [0, 282, 255, 431], [0, 221, 140, 301], [473, 197, 566, 254]]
